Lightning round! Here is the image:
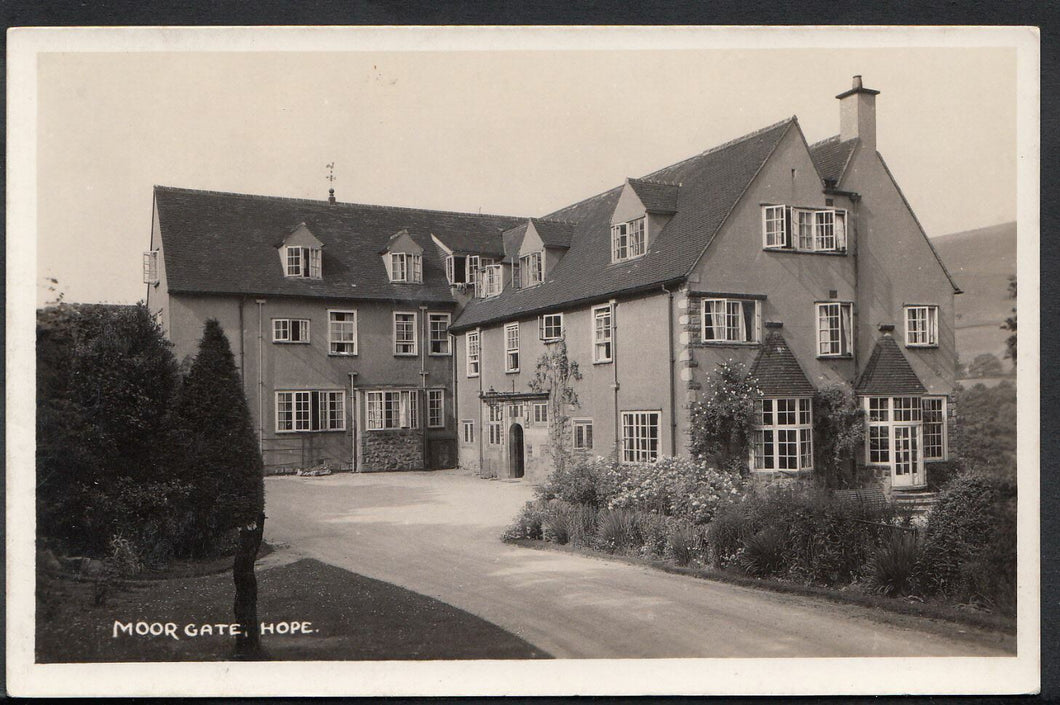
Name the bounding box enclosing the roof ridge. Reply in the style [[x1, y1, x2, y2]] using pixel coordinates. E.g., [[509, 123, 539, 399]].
[[808, 134, 841, 148], [153, 185, 524, 223], [628, 176, 681, 187], [644, 116, 797, 181], [530, 216, 578, 225], [543, 117, 794, 222]]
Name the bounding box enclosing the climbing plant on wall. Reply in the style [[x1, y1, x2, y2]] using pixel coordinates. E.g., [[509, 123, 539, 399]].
[[528, 337, 582, 472]]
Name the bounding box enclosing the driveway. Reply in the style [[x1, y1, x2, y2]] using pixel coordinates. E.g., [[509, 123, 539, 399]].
[[263, 469, 1013, 658]]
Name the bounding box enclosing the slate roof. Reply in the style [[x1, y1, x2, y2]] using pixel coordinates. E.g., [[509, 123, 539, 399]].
[[628, 177, 680, 213], [531, 218, 577, 249], [854, 335, 927, 396], [451, 117, 796, 331], [154, 186, 522, 302], [808, 135, 858, 185], [749, 330, 816, 397]]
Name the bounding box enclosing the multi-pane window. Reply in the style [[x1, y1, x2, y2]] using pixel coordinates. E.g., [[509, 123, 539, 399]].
[[427, 389, 445, 428], [592, 304, 613, 363], [702, 298, 759, 343], [466, 331, 480, 377], [388, 252, 422, 283], [532, 402, 548, 425], [611, 217, 646, 262], [276, 390, 345, 432], [272, 318, 310, 343], [477, 264, 503, 297], [816, 302, 853, 357], [461, 420, 475, 444], [752, 398, 813, 471], [508, 404, 523, 419], [504, 323, 520, 373], [285, 246, 322, 278], [143, 250, 159, 284], [763, 206, 847, 252], [328, 310, 357, 355], [428, 313, 451, 355], [487, 405, 504, 445], [520, 252, 544, 288], [465, 256, 495, 287], [922, 397, 947, 460], [905, 305, 939, 347], [763, 205, 788, 248], [366, 390, 419, 430], [621, 411, 660, 462], [393, 312, 417, 355], [539, 313, 564, 341], [864, 396, 943, 465], [573, 419, 594, 451]]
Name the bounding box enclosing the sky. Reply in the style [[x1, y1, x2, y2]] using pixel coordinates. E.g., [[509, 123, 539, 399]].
[[35, 44, 1017, 306]]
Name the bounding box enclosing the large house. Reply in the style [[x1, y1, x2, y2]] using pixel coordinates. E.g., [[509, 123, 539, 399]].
[[146, 76, 959, 493]]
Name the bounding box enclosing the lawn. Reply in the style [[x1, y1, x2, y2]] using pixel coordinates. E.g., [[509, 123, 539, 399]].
[[36, 557, 549, 662]]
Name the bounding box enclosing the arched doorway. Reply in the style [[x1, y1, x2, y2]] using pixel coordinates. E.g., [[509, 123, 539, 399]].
[[508, 423, 525, 479]]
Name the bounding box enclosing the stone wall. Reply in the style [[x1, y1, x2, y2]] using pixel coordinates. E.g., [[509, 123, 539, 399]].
[[361, 429, 424, 471]]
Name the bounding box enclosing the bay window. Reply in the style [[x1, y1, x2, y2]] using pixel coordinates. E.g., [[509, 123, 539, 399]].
[[752, 398, 812, 471]]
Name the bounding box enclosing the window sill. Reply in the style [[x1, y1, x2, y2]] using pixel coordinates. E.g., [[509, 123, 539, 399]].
[[276, 429, 347, 435], [906, 344, 939, 349], [762, 247, 848, 257], [608, 255, 648, 266], [693, 341, 760, 348], [393, 352, 418, 357], [817, 354, 854, 360], [329, 352, 358, 357], [274, 341, 311, 345], [505, 370, 520, 375], [428, 352, 453, 357], [467, 374, 480, 379], [750, 467, 813, 474], [593, 359, 614, 365]]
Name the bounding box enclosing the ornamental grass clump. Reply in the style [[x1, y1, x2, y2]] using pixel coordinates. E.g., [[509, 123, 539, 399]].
[[541, 500, 573, 545], [565, 503, 598, 547], [665, 520, 700, 566], [866, 532, 920, 597], [595, 508, 640, 553]]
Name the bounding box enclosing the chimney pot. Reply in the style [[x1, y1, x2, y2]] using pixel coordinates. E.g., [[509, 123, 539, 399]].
[[328, 188, 336, 205], [764, 321, 783, 329], [879, 323, 895, 335], [852, 74, 863, 89]]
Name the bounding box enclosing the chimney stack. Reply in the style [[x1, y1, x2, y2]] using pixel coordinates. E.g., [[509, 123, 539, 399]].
[[836, 74, 880, 150]]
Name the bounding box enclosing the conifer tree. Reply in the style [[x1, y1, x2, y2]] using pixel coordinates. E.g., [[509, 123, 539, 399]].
[[176, 319, 265, 657]]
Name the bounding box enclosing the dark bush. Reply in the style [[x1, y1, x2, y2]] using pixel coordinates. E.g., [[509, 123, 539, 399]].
[[706, 483, 897, 586], [951, 382, 1016, 478], [535, 456, 612, 507], [915, 471, 1016, 615]]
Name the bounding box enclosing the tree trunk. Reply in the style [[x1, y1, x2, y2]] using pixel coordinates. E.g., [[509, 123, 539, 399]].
[[232, 511, 265, 659]]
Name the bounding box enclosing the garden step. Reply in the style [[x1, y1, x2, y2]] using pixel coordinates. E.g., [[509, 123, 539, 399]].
[[892, 490, 939, 514]]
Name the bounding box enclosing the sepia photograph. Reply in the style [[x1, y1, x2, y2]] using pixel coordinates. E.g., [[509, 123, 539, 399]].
[[6, 26, 1040, 696]]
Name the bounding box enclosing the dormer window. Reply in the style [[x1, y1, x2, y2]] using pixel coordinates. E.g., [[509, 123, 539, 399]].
[[466, 255, 496, 287], [611, 217, 646, 262], [445, 255, 467, 285], [519, 251, 543, 288], [389, 252, 422, 283], [762, 205, 847, 253], [285, 245, 322, 278], [477, 264, 503, 298]]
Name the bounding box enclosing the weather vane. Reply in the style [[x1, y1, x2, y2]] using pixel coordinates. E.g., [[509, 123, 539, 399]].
[[326, 162, 336, 203]]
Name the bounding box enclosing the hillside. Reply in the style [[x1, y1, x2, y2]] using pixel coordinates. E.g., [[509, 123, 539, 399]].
[[931, 222, 1016, 373]]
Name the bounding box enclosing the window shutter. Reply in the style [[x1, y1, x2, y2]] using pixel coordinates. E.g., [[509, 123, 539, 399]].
[[512, 260, 521, 289], [783, 207, 792, 248], [835, 210, 848, 251]]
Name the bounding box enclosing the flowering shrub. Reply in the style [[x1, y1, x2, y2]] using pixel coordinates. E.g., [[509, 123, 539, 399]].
[[535, 455, 616, 508], [606, 456, 745, 525], [687, 361, 760, 469], [502, 500, 545, 541]]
